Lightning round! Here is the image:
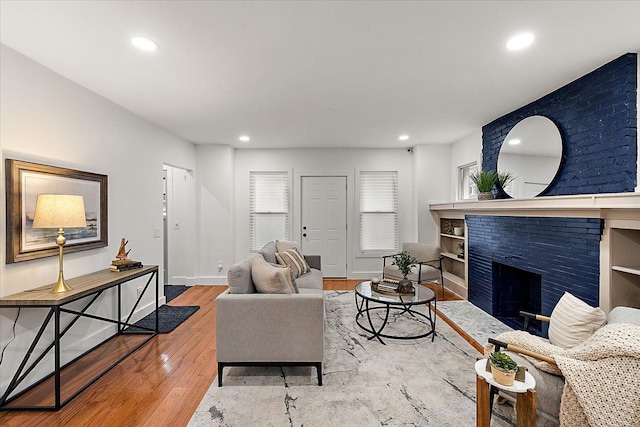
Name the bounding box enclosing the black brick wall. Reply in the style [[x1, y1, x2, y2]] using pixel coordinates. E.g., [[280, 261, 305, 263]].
[[482, 53, 637, 196], [467, 215, 602, 336]]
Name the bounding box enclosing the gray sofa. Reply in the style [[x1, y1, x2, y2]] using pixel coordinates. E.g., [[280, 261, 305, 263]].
[[216, 241, 324, 386]]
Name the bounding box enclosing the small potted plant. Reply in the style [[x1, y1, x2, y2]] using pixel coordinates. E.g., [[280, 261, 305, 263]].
[[393, 250, 418, 293], [470, 170, 498, 200], [489, 351, 518, 386]]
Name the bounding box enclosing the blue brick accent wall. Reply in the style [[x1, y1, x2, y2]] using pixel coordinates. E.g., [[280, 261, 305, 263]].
[[467, 215, 602, 335], [482, 53, 637, 196]]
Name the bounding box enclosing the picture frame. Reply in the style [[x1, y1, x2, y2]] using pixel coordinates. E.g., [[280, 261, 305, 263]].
[[5, 159, 108, 264]]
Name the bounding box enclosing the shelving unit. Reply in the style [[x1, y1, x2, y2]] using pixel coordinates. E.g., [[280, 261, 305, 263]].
[[610, 227, 640, 309], [438, 218, 467, 298]]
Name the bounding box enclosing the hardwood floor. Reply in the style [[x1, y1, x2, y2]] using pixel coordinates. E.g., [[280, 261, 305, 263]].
[[0, 280, 471, 426]]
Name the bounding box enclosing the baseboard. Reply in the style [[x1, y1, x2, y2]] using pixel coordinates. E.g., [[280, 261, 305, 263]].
[[174, 275, 228, 285]]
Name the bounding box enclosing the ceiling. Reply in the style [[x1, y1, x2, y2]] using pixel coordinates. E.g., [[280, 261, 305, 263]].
[[1, 1, 639, 149]]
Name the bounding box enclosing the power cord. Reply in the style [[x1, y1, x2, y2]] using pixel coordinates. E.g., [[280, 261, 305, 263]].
[[0, 308, 21, 366]]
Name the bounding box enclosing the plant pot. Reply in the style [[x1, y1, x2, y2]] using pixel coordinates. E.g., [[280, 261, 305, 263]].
[[397, 278, 414, 294], [490, 364, 517, 386], [478, 192, 494, 201]]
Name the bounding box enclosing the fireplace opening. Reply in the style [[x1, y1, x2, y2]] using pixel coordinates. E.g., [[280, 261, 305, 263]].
[[492, 262, 542, 333]]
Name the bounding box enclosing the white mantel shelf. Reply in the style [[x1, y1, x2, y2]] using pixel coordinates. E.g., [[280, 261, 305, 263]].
[[430, 193, 640, 220]]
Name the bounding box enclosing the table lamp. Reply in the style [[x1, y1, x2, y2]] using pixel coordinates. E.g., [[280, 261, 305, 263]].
[[32, 194, 87, 293]]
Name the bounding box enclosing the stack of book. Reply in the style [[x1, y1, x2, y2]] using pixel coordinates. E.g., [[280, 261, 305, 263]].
[[110, 259, 143, 272]]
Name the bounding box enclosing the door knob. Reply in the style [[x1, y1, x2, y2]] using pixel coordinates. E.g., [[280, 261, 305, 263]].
[[303, 226, 307, 230], [303, 233, 307, 237]]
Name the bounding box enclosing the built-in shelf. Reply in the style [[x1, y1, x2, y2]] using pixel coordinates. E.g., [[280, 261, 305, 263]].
[[441, 233, 465, 240], [612, 266, 640, 276], [438, 218, 467, 299], [441, 252, 465, 263]]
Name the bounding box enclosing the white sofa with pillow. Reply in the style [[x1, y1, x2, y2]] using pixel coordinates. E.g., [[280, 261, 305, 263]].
[[216, 241, 324, 386]]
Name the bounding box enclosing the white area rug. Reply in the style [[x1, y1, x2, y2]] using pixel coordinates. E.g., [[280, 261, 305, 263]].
[[436, 300, 513, 348], [189, 291, 518, 426]]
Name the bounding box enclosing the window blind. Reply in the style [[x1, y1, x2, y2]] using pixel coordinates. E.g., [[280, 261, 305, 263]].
[[359, 171, 398, 251], [250, 172, 289, 251]]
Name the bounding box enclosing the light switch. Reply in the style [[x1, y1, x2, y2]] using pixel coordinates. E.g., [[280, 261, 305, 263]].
[[154, 227, 161, 238]]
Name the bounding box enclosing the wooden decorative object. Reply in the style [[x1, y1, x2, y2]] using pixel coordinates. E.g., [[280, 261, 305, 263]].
[[112, 238, 133, 265]]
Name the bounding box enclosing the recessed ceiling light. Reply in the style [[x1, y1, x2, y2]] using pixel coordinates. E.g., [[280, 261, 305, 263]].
[[239, 135, 250, 142], [506, 33, 534, 51], [509, 138, 521, 145], [131, 36, 159, 52], [398, 135, 409, 141]]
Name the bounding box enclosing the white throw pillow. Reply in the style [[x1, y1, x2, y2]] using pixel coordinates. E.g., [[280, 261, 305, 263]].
[[251, 256, 295, 294], [548, 292, 607, 349]]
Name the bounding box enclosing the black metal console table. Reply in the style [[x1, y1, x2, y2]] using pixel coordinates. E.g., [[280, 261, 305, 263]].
[[0, 265, 158, 410]]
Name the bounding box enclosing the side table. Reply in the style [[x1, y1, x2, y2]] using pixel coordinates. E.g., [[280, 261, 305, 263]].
[[475, 359, 536, 427]]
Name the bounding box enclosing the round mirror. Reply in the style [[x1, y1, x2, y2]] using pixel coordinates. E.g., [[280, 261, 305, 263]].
[[497, 115, 563, 198]]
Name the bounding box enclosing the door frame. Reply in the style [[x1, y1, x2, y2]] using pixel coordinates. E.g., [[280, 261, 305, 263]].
[[293, 169, 353, 277]]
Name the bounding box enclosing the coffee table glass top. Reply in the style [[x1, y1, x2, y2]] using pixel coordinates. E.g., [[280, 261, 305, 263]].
[[355, 281, 435, 305]]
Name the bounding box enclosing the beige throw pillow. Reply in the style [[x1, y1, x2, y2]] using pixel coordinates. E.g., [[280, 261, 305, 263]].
[[251, 256, 295, 294], [548, 291, 607, 349], [275, 240, 299, 254], [276, 247, 311, 278]]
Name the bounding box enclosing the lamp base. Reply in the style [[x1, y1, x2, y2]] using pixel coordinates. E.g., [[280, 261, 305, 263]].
[[51, 276, 73, 293]]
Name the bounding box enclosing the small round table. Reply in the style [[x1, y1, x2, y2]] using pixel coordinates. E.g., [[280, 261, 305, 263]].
[[354, 281, 436, 344], [474, 359, 536, 427]]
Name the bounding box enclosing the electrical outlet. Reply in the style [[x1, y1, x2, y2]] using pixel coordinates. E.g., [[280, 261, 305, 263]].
[[174, 221, 180, 229], [218, 261, 223, 272], [137, 286, 143, 298]]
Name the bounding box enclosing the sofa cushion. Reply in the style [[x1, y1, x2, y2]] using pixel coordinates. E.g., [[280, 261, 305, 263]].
[[607, 306, 640, 326], [258, 241, 278, 264], [548, 292, 607, 349], [276, 240, 299, 254], [251, 256, 295, 294], [227, 254, 257, 294], [295, 268, 323, 291], [276, 247, 311, 278]]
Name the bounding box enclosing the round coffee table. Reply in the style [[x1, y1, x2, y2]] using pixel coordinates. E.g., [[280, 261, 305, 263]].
[[354, 281, 437, 344]]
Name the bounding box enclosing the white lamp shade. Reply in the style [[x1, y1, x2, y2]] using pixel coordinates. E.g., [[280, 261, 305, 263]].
[[32, 194, 87, 229]]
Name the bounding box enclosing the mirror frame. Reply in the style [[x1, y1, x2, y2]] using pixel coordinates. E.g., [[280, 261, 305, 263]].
[[497, 115, 563, 199]]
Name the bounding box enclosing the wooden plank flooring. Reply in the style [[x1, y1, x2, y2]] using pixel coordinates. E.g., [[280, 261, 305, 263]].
[[0, 280, 471, 427]]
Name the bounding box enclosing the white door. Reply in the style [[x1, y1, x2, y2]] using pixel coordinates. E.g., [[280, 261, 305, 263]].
[[301, 176, 347, 278]]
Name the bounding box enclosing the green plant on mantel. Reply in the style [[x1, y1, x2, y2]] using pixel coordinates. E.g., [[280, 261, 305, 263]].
[[392, 250, 418, 278], [470, 170, 498, 193]]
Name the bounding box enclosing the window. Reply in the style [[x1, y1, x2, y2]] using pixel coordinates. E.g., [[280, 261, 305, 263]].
[[359, 171, 398, 252], [458, 162, 478, 200], [250, 172, 289, 251]]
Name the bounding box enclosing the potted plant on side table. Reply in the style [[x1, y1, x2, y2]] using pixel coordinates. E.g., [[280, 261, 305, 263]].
[[393, 250, 418, 294], [489, 351, 518, 386]]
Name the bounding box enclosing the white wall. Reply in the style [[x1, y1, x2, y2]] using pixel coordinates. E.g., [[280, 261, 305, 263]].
[[222, 148, 414, 279], [195, 144, 235, 284], [0, 45, 196, 394], [413, 144, 452, 244], [449, 130, 483, 201]]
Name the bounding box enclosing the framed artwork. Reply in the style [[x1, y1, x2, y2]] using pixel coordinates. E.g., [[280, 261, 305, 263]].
[[5, 159, 108, 264]]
